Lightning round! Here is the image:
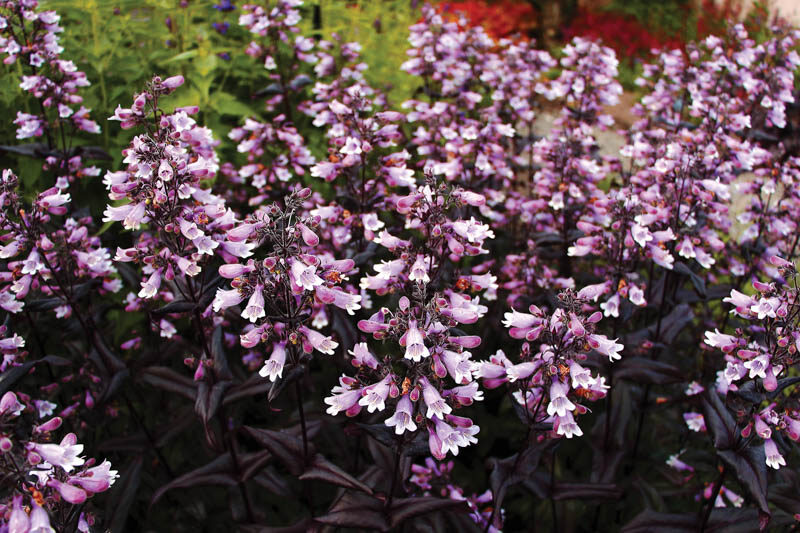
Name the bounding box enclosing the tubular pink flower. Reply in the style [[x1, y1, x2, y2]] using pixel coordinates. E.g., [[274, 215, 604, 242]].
[[213, 288, 245, 313], [358, 374, 393, 413], [241, 286, 266, 323], [47, 479, 87, 504], [420, 376, 452, 419], [385, 395, 417, 435], [764, 438, 786, 469], [259, 342, 287, 382], [402, 320, 429, 361], [299, 326, 338, 355]]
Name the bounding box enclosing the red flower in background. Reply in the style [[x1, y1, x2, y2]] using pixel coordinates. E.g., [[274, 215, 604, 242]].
[[435, 0, 537, 40], [564, 9, 683, 59]]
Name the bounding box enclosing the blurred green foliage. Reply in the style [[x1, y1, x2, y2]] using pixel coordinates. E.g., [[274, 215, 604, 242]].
[[1, 0, 421, 194]]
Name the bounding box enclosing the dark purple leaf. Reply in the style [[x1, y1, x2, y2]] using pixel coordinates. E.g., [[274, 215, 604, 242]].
[[488, 441, 553, 529], [198, 275, 224, 310], [314, 492, 387, 531], [211, 325, 232, 381], [116, 263, 140, 291], [25, 297, 63, 312], [622, 508, 762, 532], [673, 261, 706, 297], [0, 361, 37, 396], [40, 355, 70, 366], [194, 380, 231, 423], [352, 242, 378, 267], [105, 456, 143, 533], [0, 143, 50, 157], [238, 450, 273, 482], [388, 496, 469, 528], [552, 482, 623, 501], [243, 426, 313, 476], [299, 454, 373, 494], [239, 518, 318, 533], [91, 331, 127, 372], [224, 375, 272, 405], [732, 381, 764, 404], [151, 299, 196, 316], [718, 447, 770, 518], [98, 368, 130, 403], [252, 467, 293, 497], [614, 358, 684, 385], [140, 366, 197, 401], [255, 83, 283, 97], [331, 307, 358, 353], [702, 390, 736, 450], [267, 365, 305, 403], [151, 453, 238, 505], [289, 74, 313, 91]]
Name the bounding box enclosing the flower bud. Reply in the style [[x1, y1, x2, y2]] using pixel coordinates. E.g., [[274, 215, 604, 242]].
[[162, 75, 185, 90]]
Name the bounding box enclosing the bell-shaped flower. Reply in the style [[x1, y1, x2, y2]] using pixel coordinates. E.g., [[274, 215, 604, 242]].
[[213, 288, 245, 313], [547, 380, 576, 418], [259, 342, 287, 382], [30, 434, 85, 472], [402, 320, 429, 361], [764, 438, 786, 469], [358, 374, 393, 413], [299, 325, 338, 355], [420, 377, 452, 419], [241, 286, 266, 323], [385, 395, 417, 435]]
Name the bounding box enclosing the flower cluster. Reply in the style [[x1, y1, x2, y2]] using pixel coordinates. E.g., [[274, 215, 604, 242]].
[[705, 256, 800, 469], [214, 186, 356, 381], [324, 179, 492, 459], [0, 391, 117, 532], [476, 288, 622, 439], [3, 0, 800, 530], [409, 457, 502, 532], [0, 0, 100, 140], [104, 76, 239, 303], [0, 168, 119, 320]]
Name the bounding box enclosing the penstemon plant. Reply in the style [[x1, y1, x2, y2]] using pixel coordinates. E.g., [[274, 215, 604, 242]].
[[3, 0, 800, 531]]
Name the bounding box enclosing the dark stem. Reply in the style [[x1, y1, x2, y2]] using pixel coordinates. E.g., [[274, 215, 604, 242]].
[[295, 378, 309, 461], [550, 449, 558, 533], [386, 440, 405, 509], [699, 466, 725, 532]]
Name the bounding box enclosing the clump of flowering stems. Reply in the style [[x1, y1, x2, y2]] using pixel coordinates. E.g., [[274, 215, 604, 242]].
[[400, 6, 518, 192], [225, 0, 318, 207], [0, 168, 119, 322], [325, 176, 493, 502], [5, 0, 800, 529], [705, 256, 800, 470], [214, 185, 357, 457], [308, 94, 406, 248], [239, 0, 312, 119], [0, 390, 118, 532], [621, 25, 800, 282], [0, 0, 100, 143], [104, 75, 244, 344], [476, 288, 622, 441]]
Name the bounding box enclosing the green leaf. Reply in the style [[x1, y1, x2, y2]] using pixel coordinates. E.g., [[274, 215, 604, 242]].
[[163, 50, 200, 64]]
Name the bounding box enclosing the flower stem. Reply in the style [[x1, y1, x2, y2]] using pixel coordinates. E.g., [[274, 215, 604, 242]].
[[699, 466, 725, 532]]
